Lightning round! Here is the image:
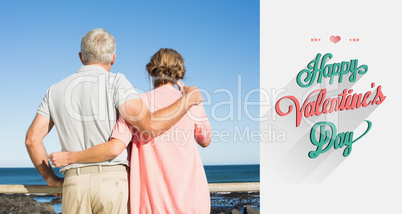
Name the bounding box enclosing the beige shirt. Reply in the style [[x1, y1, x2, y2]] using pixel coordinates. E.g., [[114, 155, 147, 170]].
[[38, 65, 139, 172]]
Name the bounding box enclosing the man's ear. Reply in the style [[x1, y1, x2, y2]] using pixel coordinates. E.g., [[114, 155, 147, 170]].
[[111, 53, 116, 66], [79, 52, 85, 65]]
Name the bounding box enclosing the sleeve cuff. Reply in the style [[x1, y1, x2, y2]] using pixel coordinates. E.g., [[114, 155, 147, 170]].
[[111, 116, 133, 146], [37, 110, 51, 119]]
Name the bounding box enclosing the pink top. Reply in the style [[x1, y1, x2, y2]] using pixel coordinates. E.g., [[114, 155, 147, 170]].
[[111, 85, 212, 214]]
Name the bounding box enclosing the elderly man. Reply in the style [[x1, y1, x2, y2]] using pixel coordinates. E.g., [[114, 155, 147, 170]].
[[25, 28, 203, 214]]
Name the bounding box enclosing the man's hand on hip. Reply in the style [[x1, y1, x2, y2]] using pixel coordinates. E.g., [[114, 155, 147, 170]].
[[47, 176, 64, 187]]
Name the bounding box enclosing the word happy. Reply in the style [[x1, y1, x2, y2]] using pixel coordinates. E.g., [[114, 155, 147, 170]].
[[296, 53, 368, 87]]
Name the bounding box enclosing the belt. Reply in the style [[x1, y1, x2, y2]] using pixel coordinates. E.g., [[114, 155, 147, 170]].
[[63, 165, 127, 176]]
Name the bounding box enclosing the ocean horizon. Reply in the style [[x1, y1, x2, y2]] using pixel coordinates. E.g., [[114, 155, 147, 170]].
[[0, 164, 260, 185]]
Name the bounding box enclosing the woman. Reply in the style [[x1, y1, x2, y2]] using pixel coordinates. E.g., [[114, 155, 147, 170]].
[[50, 48, 212, 214]]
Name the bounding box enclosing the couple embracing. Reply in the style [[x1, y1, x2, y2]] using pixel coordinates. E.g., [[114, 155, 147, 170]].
[[25, 28, 212, 214]]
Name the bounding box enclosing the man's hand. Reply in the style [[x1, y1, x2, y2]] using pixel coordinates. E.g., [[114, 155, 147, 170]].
[[48, 152, 71, 168], [119, 81, 204, 138], [47, 176, 64, 187], [26, 114, 63, 188]]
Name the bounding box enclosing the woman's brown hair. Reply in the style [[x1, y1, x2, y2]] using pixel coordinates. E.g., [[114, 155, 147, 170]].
[[146, 48, 186, 88]]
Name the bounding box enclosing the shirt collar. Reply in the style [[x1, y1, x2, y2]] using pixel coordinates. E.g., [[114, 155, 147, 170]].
[[156, 84, 177, 91], [76, 65, 108, 73]]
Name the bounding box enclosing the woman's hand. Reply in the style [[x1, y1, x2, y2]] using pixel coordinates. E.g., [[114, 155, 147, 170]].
[[48, 152, 71, 168], [177, 80, 203, 106], [177, 80, 185, 92]]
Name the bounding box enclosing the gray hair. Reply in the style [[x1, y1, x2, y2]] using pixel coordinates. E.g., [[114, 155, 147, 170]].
[[80, 29, 116, 65]]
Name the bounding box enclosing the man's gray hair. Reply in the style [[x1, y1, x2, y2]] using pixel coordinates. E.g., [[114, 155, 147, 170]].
[[80, 29, 116, 65]]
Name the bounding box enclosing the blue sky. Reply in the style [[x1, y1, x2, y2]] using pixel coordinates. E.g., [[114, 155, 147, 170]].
[[0, 1, 259, 167]]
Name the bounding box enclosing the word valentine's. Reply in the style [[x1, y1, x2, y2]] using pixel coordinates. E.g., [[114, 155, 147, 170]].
[[275, 83, 386, 127]]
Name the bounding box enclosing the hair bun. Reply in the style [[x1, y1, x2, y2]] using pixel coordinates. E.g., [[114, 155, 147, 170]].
[[146, 48, 186, 88]]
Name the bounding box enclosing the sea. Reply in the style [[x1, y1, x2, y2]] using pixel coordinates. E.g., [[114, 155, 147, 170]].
[[0, 164, 260, 213]]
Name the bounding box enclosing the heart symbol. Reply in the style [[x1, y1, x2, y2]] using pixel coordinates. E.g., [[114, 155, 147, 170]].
[[330, 35, 341, 44]]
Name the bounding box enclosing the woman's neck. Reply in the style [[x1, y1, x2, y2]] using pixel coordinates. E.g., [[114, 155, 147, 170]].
[[154, 82, 175, 89]]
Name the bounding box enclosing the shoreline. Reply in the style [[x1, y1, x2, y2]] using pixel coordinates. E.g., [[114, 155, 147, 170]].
[[211, 191, 260, 214], [0, 192, 259, 214]]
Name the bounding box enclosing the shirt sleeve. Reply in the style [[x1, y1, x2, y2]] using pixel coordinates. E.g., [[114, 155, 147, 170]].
[[114, 73, 141, 109], [190, 103, 212, 144], [111, 115, 133, 146], [37, 87, 51, 119]]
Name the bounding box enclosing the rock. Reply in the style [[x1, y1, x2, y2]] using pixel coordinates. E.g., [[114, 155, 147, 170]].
[[230, 208, 242, 214], [244, 205, 260, 214], [211, 207, 232, 214], [0, 193, 56, 214], [210, 191, 260, 213], [50, 197, 62, 205]]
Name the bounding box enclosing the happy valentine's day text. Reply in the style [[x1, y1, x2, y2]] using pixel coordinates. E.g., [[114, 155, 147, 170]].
[[275, 53, 386, 158]]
